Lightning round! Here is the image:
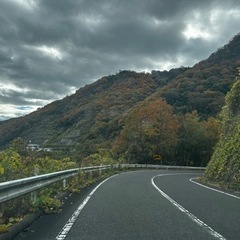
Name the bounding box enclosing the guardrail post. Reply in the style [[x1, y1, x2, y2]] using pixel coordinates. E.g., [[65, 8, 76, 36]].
[[63, 179, 67, 189], [31, 191, 37, 203]]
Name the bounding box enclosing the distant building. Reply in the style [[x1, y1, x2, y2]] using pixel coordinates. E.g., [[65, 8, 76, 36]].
[[27, 143, 40, 151]]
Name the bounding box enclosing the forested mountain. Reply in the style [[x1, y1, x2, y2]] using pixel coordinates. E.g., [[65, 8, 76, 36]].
[[0, 69, 186, 151], [157, 34, 240, 118], [0, 33, 240, 166]]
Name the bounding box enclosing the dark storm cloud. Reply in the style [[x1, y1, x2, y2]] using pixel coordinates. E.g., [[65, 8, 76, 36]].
[[0, 0, 240, 119]]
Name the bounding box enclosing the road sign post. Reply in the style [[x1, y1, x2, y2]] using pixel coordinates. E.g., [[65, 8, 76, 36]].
[[153, 154, 162, 165]]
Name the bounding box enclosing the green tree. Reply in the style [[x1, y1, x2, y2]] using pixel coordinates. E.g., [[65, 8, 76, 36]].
[[225, 68, 240, 116], [175, 112, 219, 166], [0, 148, 26, 181]]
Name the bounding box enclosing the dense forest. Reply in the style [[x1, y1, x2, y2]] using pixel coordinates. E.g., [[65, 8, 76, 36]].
[[112, 99, 218, 166], [0, 33, 240, 168]]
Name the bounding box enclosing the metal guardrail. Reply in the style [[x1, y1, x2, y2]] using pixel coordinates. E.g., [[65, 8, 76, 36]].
[[0, 165, 111, 204], [0, 164, 205, 204], [113, 164, 206, 171]]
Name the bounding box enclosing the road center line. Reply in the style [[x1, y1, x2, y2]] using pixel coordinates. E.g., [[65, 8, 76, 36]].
[[55, 174, 118, 240], [151, 174, 226, 240], [190, 178, 240, 200]]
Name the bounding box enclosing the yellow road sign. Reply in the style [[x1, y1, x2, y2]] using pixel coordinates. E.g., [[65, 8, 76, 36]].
[[153, 155, 161, 160]]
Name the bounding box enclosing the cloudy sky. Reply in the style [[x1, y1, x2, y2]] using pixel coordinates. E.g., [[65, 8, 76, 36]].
[[0, 0, 240, 120]]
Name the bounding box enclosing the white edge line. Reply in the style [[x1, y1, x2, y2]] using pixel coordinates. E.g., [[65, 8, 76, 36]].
[[55, 174, 118, 240], [190, 178, 240, 200], [151, 174, 226, 240]]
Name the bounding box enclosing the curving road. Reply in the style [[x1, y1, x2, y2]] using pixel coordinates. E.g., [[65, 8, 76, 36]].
[[15, 170, 240, 240]]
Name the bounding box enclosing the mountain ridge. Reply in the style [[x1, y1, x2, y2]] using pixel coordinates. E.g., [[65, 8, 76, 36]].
[[0, 33, 240, 158]]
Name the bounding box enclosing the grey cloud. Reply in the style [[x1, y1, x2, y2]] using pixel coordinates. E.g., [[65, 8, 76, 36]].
[[0, 0, 240, 119]]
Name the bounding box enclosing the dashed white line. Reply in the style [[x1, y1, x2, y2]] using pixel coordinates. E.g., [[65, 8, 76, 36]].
[[151, 174, 226, 240], [55, 174, 117, 240], [190, 178, 240, 200]]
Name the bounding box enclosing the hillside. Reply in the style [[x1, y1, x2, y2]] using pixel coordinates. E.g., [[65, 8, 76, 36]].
[[0, 33, 240, 161], [156, 34, 240, 118], [0, 69, 186, 154], [204, 74, 240, 189]]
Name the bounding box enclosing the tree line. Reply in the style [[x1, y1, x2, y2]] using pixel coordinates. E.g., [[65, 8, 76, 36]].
[[112, 98, 219, 167]]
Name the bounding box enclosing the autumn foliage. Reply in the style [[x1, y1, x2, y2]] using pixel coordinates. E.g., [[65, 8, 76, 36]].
[[0, 139, 78, 232], [113, 99, 179, 163], [112, 99, 219, 166]]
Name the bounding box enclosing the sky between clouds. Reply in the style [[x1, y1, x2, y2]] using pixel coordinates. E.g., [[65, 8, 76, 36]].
[[0, 0, 240, 120]]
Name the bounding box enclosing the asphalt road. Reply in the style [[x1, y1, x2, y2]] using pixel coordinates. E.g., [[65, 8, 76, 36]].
[[14, 170, 240, 240]]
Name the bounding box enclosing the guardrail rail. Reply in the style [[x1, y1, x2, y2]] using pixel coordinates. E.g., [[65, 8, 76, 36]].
[[0, 164, 205, 204], [0, 165, 111, 204]]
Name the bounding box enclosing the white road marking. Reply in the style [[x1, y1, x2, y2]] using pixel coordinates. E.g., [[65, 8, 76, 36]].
[[190, 178, 240, 200], [55, 174, 118, 240], [151, 174, 226, 240]]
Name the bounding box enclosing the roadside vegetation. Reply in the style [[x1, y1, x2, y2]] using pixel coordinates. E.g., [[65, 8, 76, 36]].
[[204, 70, 240, 190], [0, 139, 116, 233]]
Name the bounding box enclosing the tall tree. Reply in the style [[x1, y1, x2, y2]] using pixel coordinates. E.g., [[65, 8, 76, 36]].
[[113, 99, 179, 163], [175, 111, 219, 166]]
